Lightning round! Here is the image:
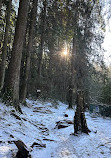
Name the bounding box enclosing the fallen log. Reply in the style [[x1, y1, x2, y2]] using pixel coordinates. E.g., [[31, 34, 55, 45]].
[[31, 142, 46, 148]]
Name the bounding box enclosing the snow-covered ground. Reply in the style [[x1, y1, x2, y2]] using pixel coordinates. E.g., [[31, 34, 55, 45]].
[[0, 99, 111, 158]]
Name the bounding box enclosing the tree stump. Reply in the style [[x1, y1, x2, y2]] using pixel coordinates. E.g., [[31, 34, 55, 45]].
[[14, 140, 30, 158], [74, 90, 90, 134]]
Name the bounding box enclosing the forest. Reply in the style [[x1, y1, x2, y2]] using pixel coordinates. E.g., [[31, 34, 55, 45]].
[[0, 0, 111, 158]]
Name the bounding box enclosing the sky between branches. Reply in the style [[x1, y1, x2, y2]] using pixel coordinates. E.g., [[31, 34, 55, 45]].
[[12, 0, 111, 66]]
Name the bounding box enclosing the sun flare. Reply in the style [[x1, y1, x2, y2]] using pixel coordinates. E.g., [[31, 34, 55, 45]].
[[63, 50, 68, 56]]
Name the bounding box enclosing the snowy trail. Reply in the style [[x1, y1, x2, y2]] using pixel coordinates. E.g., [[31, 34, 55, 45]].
[[0, 99, 111, 158]]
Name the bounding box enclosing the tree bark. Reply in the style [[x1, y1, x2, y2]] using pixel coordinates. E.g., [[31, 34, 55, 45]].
[[0, 0, 3, 16], [68, 37, 75, 109], [0, 0, 12, 91], [73, 34, 90, 134], [71, 2, 91, 134], [37, 0, 47, 77], [20, 0, 38, 103], [48, 35, 55, 96], [74, 90, 90, 134], [68, 85, 73, 108], [4, 0, 29, 109]]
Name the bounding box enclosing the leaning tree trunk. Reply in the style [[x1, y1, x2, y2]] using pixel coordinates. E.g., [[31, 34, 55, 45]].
[[3, 0, 29, 110], [74, 90, 90, 134], [0, 0, 12, 91], [20, 0, 38, 103]]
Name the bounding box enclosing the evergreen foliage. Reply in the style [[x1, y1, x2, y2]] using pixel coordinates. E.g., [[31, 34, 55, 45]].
[[0, 0, 110, 114]]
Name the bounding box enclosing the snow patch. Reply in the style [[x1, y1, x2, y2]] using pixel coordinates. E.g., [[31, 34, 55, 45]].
[[0, 99, 111, 158]]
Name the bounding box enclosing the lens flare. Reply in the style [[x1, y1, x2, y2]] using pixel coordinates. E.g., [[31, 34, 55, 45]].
[[63, 50, 67, 56]]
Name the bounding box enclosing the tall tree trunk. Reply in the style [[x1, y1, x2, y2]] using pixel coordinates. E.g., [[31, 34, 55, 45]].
[[73, 29, 90, 134], [68, 37, 75, 109], [20, 0, 38, 103], [73, 40, 90, 134], [0, 0, 12, 91], [70, 1, 90, 134], [65, 0, 73, 108], [37, 0, 47, 77], [0, 0, 3, 16], [3, 0, 29, 109], [48, 34, 55, 96]]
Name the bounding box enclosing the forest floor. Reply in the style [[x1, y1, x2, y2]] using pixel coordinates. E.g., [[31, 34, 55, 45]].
[[0, 99, 111, 158]]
